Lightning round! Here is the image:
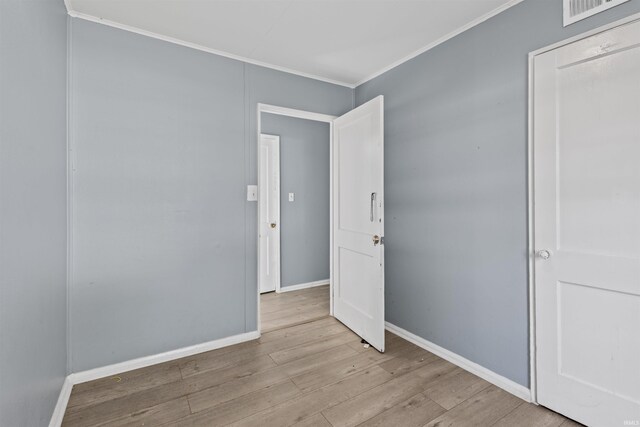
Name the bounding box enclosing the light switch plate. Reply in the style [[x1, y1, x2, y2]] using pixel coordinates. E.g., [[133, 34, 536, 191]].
[[247, 185, 258, 201], [288, 192, 295, 202]]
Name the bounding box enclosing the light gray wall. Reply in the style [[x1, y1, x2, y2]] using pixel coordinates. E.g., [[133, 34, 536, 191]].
[[261, 115, 330, 288], [355, 0, 640, 387], [69, 19, 352, 372], [0, 0, 68, 425]]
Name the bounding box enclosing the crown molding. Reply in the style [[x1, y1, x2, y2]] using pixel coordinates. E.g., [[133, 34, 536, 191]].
[[65, 9, 356, 89], [353, 0, 525, 87], [64, 1, 525, 91]]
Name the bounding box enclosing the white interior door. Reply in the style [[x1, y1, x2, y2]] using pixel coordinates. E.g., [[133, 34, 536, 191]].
[[259, 134, 280, 294], [534, 19, 640, 427], [332, 96, 384, 352]]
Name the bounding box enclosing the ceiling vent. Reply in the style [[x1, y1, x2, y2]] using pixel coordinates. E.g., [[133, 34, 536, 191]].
[[564, 0, 630, 26]]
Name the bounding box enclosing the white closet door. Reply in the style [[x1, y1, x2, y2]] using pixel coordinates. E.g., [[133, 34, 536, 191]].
[[534, 19, 640, 427], [259, 134, 280, 293]]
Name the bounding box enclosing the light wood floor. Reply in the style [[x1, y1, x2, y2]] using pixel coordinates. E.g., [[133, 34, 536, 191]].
[[62, 285, 581, 426], [260, 285, 330, 333]]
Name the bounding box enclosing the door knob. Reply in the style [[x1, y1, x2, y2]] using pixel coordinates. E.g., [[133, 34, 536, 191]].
[[536, 249, 551, 260], [372, 235, 381, 245], [270, 223, 277, 229]]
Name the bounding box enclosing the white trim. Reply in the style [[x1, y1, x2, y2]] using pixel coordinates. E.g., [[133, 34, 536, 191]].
[[63, 0, 72, 15], [385, 322, 532, 403], [65, 11, 355, 89], [257, 104, 336, 333], [528, 11, 640, 58], [526, 10, 640, 406], [48, 330, 258, 426], [66, 14, 74, 376], [277, 279, 330, 293], [353, 0, 525, 87], [527, 42, 538, 405], [67, 331, 258, 385], [329, 119, 334, 318], [258, 104, 337, 122], [48, 377, 73, 427], [64, 2, 526, 89]]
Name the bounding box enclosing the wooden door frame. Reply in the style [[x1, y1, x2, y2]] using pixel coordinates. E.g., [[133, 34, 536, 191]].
[[527, 11, 640, 405], [256, 103, 337, 335]]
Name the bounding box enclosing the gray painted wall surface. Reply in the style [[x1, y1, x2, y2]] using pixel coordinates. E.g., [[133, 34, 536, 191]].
[[355, 0, 640, 387], [261, 115, 330, 288], [0, 0, 68, 425], [69, 19, 352, 372]]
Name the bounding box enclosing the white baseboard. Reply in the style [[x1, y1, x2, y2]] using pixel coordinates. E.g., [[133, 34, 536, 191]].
[[49, 330, 259, 426], [277, 279, 329, 293], [385, 322, 532, 402], [68, 330, 259, 385], [48, 377, 73, 427]]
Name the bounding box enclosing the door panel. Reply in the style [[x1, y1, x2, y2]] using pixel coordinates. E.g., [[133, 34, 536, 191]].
[[332, 96, 384, 352], [557, 48, 640, 258], [557, 281, 640, 405], [259, 134, 280, 293], [337, 114, 378, 235], [534, 18, 640, 427]]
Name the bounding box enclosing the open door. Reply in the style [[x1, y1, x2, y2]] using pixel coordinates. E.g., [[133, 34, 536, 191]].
[[332, 96, 384, 352]]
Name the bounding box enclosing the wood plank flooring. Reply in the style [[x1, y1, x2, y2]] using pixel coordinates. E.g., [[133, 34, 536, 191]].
[[260, 286, 330, 332], [62, 285, 581, 426]]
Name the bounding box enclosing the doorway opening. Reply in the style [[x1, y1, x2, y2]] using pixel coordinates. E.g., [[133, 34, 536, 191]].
[[256, 98, 385, 351], [257, 104, 335, 333]]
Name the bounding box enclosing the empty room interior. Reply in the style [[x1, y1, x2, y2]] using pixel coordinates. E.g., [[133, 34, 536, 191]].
[[2, 0, 640, 426]]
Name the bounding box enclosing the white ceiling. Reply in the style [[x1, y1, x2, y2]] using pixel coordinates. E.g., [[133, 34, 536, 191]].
[[66, 0, 519, 87]]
